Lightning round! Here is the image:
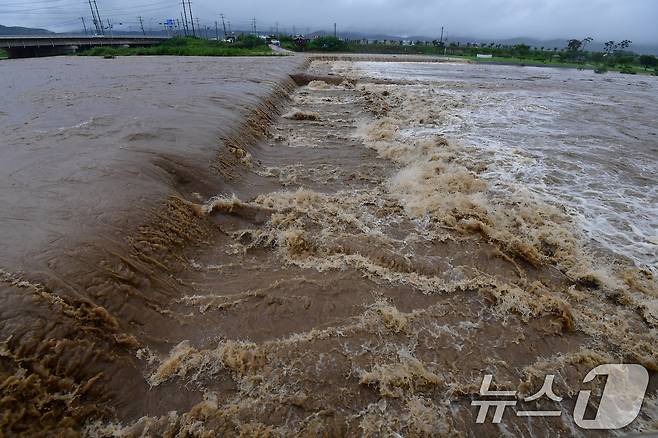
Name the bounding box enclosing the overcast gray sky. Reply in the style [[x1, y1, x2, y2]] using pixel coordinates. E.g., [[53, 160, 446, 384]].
[[2, 0, 657, 44]]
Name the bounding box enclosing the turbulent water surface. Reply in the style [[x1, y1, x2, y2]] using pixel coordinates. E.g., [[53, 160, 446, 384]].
[[0, 56, 656, 436], [352, 61, 658, 269]]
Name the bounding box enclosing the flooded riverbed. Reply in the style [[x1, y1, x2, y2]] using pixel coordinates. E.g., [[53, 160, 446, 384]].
[[1, 56, 656, 436]]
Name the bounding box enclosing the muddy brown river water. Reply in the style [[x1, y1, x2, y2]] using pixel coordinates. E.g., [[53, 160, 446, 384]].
[[0, 55, 656, 436]]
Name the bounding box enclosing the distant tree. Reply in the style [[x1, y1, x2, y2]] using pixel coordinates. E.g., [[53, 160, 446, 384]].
[[603, 39, 631, 54], [307, 36, 346, 52], [567, 39, 582, 52], [639, 55, 657, 69], [603, 40, 617, 55], [619, 39, 632, 51], [513, 44, 530, 59], [581, 36, 593, 51]]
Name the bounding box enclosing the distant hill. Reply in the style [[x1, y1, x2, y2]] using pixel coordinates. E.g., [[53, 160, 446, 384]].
[[0, 24, 54, 36]]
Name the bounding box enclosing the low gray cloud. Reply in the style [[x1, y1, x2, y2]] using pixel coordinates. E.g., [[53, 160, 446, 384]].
[[2, 0, 657, 44]]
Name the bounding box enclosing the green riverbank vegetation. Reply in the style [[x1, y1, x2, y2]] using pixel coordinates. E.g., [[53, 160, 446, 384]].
[[78, 35, 273, 57], [290, 35, 658, 75]]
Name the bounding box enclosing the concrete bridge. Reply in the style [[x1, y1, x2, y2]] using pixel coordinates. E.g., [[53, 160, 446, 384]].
[[0, 36, 168, 58]]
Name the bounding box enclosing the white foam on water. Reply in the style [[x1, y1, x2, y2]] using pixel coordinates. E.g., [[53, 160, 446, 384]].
[[355, 61, 658, 269]]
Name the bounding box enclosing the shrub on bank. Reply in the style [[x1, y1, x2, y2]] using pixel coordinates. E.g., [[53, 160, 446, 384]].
[[306, 36, 347, 52], [79, 36, 272, 57]]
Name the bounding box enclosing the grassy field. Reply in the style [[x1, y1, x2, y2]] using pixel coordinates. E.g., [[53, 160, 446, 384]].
[[79, 36, 273, 57], [463, 55, 583, 68], [457, 55, 651, 74]]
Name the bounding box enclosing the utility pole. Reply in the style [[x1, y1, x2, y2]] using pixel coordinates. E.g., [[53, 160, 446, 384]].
[[334, 22, 337, 38], [138, 16, 146, 36], [440, 26, 444, 43], [214, 21, 219, 40], [180, 12, 188, 36], [220, 13, 227, 38], [444, 30, 448, 55], [106, 18, 113, 37], [195, 18, 200, 37], [187, 0, 196, 36], [275, 21, 279, 36], [80, 17, 88, 36], [87, 0, 100, 35], [92, 0, 104, 35], [251, 18, 257, 36], [181, 0, 190, 36]]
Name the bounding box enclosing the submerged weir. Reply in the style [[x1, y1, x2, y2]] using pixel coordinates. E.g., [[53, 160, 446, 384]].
[[0, 56, 656, 436]]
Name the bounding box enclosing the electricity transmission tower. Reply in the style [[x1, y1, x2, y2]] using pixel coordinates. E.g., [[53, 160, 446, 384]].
[[184, 0, 196, 36], [138, 16, 146, 36], [93, 0, 104, 34], [181, 0, 190, 36], [220, 13, 227, 38], [87, 0, 102, 35]]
